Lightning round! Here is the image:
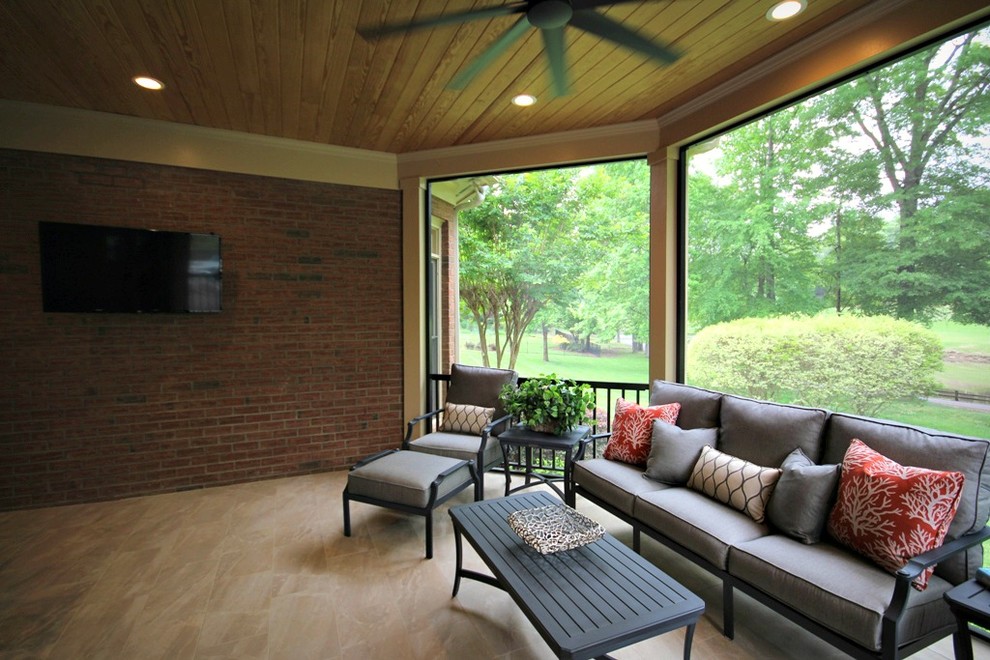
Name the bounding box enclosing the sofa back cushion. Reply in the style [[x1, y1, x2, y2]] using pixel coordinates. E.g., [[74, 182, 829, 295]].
[[822, 413, 990, 583], [718, 395, 828, 467], [649, 380, 722, 430]]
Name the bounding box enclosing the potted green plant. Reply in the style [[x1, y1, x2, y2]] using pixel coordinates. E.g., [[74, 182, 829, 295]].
[[499, 373, 595, 435]]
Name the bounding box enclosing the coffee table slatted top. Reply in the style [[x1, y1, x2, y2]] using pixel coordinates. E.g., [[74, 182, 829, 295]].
[[450, 492, 705, 660]]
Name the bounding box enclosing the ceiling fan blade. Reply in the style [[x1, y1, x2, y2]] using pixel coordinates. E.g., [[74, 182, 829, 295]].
[[570, 0, 647, 9], [542, 27, 569, 96], [359, 2, 527, 39], [449, 16, 532, 90], [570, 10, 680, 65]]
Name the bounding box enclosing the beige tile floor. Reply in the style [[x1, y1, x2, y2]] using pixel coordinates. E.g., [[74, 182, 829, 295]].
[[0, 470, 986, 660]]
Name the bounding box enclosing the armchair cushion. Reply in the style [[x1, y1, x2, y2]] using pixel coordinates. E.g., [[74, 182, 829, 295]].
[[446, 363, 518, 420], [408, 431, 503, 470], [441, 402, 494, 435]]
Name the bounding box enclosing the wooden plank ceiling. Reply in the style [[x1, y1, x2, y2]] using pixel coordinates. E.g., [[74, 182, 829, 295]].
[[0, 0, 874, 154]]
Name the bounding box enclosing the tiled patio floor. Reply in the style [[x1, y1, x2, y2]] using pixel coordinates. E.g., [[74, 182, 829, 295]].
[[0, 470, 985, 659]]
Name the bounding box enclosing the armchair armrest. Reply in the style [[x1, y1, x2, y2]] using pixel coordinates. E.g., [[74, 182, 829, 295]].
[[883, 525, 990, 646], [404, 408, 443, 446], [481, 413, 514, 438]]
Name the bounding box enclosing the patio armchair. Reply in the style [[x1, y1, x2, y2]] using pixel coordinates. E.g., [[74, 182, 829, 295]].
[[402, 363, 518, 500]]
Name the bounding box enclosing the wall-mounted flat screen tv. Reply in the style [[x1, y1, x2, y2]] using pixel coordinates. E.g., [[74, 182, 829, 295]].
[[39, 222, 222, 313]]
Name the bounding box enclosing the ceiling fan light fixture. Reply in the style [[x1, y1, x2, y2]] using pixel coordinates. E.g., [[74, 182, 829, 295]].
[[512, 94, 538, 107], [133, 75, 165, 91], [766, 0, 806, 21]]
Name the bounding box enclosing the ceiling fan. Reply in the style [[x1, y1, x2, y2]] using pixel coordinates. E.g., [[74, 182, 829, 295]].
[[359, 0, 681, 97]]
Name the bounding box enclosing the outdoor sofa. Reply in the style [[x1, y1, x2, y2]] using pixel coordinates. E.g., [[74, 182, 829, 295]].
[[572, 380, 990, 660]]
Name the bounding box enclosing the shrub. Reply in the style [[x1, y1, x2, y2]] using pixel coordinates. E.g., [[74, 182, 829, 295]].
[[686, 315, 942, 416]]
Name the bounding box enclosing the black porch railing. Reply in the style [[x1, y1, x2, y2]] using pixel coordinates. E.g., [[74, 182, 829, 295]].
[[428, 373, 650, 476]]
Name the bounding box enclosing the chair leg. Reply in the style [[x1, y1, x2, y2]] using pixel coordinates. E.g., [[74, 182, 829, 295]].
[[342, 489, 351, 537], [476, 471, 485, 501], [723, 581, 735, 639], [425, 510, 433, 559]]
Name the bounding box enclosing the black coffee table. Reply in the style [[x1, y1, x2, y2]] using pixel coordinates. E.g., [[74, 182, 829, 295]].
[[449, 492, 705, 660]]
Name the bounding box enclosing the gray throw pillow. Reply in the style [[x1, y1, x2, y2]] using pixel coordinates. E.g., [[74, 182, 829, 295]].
[[766, 448, 841, 544], [643, 421, 717, 485]]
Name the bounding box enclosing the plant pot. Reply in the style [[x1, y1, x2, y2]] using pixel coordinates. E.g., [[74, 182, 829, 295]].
[[528, 421, 562, 435]]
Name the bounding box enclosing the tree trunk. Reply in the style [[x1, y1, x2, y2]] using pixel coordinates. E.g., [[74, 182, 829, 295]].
[[542, 322, 549, 362]]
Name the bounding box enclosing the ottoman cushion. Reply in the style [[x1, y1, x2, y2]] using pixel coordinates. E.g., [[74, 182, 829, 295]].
[[348, 451, 473, 509]]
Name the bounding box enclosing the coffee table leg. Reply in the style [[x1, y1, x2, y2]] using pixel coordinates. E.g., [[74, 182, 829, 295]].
[[683, 623, 696, 660], [452, 524, 464, 597], [564, 446, 574, 507]]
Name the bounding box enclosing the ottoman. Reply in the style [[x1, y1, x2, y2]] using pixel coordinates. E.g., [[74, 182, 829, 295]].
[[343, 449, 478, 558]]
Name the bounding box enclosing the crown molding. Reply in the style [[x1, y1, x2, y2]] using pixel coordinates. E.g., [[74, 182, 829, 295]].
[[397, 119, 660, 180], [0, 100, 399, 189]]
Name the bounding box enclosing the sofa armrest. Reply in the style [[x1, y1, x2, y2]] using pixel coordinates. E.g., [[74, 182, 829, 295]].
[[575, 431, 611, 461], [895, 526, 990, 584], [882, 526, 990, 648]]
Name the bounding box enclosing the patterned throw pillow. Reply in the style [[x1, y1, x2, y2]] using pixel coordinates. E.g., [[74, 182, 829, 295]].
[[687, 445, 781, 523], [827, 439, 965, 590], [602, 398, 681, 466], [441, 402, 494, 435]]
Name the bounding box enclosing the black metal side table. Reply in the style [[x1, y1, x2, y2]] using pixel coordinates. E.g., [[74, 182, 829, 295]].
[[944, 579, 990, 660], [498, 424, 590, 506]]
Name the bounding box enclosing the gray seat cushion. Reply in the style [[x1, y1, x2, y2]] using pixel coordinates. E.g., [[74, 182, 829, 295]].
[[634, 487, 768, 569], [719, 395, 828, 467], [347, 451, 474, 509], [649, 380, 722, 430], [408, 431, 503, 469], [822, 413, 990, 583], [572, 458, 667, 516], [729, 535, 955, 652]]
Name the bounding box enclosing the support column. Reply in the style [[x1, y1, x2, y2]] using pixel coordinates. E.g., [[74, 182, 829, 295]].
[[402, 176, 428, 431], [648, 147, 680, 384]]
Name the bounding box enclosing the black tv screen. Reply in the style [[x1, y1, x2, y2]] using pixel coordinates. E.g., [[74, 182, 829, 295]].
[[39, 222, 222, 313]]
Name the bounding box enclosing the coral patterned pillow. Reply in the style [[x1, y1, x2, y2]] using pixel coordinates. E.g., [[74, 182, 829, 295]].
[[827, 439, 965, 590], [602, 398, 680, 466]]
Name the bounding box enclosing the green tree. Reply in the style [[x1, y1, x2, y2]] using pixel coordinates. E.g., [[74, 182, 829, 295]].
[[836, 31, 990, 321], [459, 170, 585, 370]]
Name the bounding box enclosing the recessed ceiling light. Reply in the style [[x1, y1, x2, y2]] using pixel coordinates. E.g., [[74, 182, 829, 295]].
[[766, 0, 806, 21], [512, 94, 537, 107], [133, 76, 165, 91]]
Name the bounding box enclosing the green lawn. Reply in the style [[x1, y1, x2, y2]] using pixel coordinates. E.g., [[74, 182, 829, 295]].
[[932, 320, 990, 354], [459, 324, 989, 438]]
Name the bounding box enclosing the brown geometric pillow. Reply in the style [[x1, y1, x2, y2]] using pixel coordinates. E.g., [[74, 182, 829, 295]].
[[441, 402, 494, 435], [688, 445, 781, 523]]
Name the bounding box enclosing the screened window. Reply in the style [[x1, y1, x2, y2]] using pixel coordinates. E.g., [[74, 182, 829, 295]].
[[683, 24, 990, 439]]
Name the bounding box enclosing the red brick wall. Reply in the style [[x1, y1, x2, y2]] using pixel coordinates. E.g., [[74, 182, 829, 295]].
[[0, 149, 403, 510]]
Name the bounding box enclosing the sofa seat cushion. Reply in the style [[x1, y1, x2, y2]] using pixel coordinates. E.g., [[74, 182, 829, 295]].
[[572, 458, 667, 516], [729, 535, 955, 652], [634, 488, 768, 569], [408, 431, 502, 469]]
